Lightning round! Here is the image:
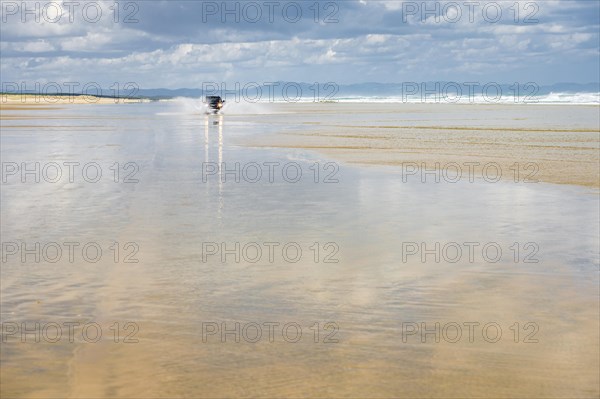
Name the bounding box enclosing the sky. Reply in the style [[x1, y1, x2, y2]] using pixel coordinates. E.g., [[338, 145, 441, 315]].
[[1, 0, 599, 89]]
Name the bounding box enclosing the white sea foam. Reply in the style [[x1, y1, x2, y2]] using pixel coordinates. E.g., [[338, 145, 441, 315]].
[[534, 92, 600, 104], [155, 92, 599, 110], [307, 92, 600, 105]]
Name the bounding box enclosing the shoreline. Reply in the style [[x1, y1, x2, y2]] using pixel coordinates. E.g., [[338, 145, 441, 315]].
[[0, 94, 150, 107]]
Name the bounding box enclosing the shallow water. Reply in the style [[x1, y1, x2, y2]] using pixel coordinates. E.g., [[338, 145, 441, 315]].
[[1, 102, 599, 398]]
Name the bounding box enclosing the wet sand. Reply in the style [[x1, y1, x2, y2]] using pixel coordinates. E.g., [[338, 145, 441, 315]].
[[5, 101, 599, 187], [1, 100, 599, 398], [241, 103, 600, 188]]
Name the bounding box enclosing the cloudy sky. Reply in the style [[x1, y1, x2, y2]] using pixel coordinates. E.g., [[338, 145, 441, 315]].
[[1, 0, 599, 89]]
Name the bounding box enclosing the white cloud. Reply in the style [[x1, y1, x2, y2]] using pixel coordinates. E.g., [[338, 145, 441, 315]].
[[0, 0, 598, 85], [22, 40, 55, 52]]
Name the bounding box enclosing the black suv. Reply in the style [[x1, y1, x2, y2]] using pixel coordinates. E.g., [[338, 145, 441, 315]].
[[205, 96, 225, 113]]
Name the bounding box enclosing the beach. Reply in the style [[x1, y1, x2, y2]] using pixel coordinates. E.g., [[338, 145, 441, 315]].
[[1, 99, 599, 398]]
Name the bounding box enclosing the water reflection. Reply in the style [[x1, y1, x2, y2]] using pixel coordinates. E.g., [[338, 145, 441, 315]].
[[0, 102, 598, 398], [203, 113, 225, 218]]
